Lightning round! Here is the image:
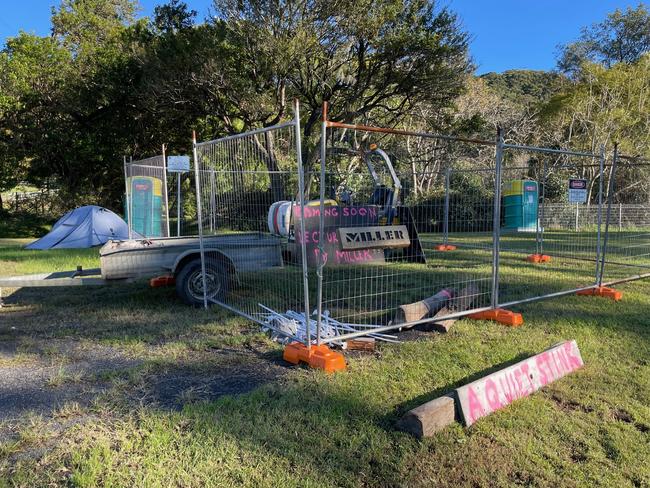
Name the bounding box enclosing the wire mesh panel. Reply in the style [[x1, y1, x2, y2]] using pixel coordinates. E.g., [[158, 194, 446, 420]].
[[124, 154, 170, 238], [167, 161, 199, 237], [314, 123, 497, 342], [193, 114, 311, 343], [599, 158, 650, 284], [496, 146, 605, 306]]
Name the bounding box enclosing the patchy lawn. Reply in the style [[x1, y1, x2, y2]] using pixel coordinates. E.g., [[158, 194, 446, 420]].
[[0, 238, 648, 487]]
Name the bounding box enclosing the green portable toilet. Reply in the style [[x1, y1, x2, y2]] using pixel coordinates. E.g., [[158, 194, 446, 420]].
[[124, 176, 165, 237], [502, 180, 538, 232]]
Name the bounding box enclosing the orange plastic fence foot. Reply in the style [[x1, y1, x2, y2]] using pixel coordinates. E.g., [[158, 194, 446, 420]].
[[435, 244, 457, 251], [576, 286, 622, 301], [469, 308, 524, 327], [283, 342, 347, 373], [526, 254, 551, 263], [149, 275, 175, 287]]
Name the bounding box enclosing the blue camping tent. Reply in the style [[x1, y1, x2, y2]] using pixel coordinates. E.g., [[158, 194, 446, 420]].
[[25, 206, 130, 250]]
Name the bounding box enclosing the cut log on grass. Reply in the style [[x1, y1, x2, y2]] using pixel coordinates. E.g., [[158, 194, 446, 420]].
[[418, 283, 480, 333], [396, 393, 456, 438], [393, 288, 454, 326], [429, 306, 456, 332], [345, 337, 375, 352]]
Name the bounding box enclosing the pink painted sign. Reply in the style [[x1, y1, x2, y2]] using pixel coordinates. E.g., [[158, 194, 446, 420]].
[[456, 340, 584, 426]]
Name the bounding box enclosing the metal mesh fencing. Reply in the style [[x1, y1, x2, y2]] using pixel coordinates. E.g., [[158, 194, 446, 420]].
[[599, 156, 650, 284], [193, 104, 312, 344], [167, 162, 199, 237], [124, 154, 170, 238], [312, 121, 498, 343], [189, 101, 648, 347], [494, 145, 605, 307]]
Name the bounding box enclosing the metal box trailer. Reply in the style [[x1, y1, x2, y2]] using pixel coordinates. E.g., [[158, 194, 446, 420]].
[[0, 234, 283, 307]]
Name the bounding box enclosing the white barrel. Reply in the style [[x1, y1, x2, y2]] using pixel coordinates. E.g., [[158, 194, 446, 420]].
[[267, 201, 293, 236]]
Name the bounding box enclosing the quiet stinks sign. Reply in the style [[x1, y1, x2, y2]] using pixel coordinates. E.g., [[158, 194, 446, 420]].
[[456, 340, 584, 426]]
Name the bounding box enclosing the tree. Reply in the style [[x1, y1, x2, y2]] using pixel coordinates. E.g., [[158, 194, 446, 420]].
[[211, 0, 471, 138], [153, 0, 197, 33], [557, 4, 650, 75]]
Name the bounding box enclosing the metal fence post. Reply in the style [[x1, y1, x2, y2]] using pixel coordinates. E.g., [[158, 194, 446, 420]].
[[123, 156, 132, 240], [618, 202, 622, 232], [177, 174, 182, 237], [594, 146, 605, 284], [192, 131, 209, 309], [443, 167, 451, 246], [315, 102, 328, 346], [294, 99, 312, 348], [598, 144, 619, 287], [536, 160, 547, 256], [490, 128, 504, 309], [161, 145, 171, 237]]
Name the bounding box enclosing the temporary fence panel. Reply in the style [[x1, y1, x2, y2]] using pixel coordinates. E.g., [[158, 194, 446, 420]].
[[189, 100, 648, 348], [495, 144, 605, 307], [599, 155, 650, 285], [314, 118, 499, 344], [166, 154, 198, 237], [124, 154, 170, 238], [193, 102, 312, 345]]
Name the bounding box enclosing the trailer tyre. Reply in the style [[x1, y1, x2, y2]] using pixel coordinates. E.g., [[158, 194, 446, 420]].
[[175, 258, 230, 307]]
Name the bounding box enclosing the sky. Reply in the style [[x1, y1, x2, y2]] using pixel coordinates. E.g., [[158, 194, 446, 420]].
[[0, 0, 644, 74]]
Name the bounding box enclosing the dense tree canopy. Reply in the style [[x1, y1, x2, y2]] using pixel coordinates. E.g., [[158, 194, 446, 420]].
[[0, 0, 648, 212]]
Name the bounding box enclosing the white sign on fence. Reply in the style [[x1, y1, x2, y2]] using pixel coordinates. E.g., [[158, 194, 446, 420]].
[[568, 178, 588, 203], [167, 155, 190, 173], [456, 340, 584, 426]]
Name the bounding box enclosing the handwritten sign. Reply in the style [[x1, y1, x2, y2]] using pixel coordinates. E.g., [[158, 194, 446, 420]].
[[338, 225, 410, 250], [456, 340, 584, 426], [293, 205, 386, 267], [568, 178, 588, 203]]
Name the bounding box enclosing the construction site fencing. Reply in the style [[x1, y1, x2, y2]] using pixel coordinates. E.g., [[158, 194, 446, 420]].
[[192, 102, 649, 347], [598, 156, 650, 285], [312, 122, 497, 345], [495, 143, 605, 308], [193, 101, 312, 345], [124, 154, 170, 238]]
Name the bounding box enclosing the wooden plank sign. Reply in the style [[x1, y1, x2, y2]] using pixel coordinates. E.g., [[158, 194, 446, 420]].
[[338, 225, 411, 250], [456, 340, 584, 426]]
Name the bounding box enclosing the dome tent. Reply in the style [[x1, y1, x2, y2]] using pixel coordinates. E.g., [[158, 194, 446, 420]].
[[25, 206, 130, 250]]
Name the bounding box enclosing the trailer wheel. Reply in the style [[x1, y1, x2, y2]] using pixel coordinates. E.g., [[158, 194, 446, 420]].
[[175, 258, 229, 307]]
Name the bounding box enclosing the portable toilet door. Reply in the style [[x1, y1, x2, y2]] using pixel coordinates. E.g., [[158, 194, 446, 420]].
[[502, 180, 538, 232], [125, 176, 165, 237]]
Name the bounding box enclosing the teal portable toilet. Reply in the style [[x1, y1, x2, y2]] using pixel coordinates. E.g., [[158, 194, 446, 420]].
[[502, 180, 538, 232], [124, 176, 165, 237]]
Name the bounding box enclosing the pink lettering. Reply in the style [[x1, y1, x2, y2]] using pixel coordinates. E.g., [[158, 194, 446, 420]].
[[536, 353, 551, 386], [484, 379, 502, 411], [513, 369, 525, 397], [520, 363, 535, 392], [555, 347, 571, 374], [564, 342, 583, 369], [467, 387, 485, 424], [498, 375, 515, 403]]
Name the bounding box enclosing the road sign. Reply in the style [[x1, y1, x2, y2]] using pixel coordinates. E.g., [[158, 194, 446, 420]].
[[568, 178, 588, 203], [167, 155, 190, 173]]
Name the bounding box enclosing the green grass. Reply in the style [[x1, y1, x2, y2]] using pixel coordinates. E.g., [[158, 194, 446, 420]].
[[0, 238, 649, 487]]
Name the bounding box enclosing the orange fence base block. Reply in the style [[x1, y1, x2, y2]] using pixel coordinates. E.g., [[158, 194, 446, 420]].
[[435, 244, 457, 251], [468, 309, 524, 327], [283, 342, 347, 373], [576, 286, 622, 301], [526, 254, 551, 263], [149, 275, 175, 287]]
